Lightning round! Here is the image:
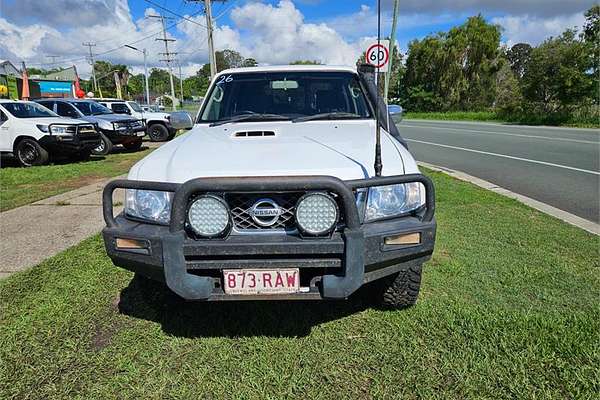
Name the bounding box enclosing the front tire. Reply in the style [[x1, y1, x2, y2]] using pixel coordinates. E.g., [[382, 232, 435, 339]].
[[372, 264, 423, 309], [148, 123, 169, 142], [15, 138, 49, 167], [91, 133, 113, 156]]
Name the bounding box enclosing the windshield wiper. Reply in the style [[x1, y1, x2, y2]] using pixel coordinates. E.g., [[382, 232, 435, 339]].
[[209, 113, 288, 127], [292, 112, 362, 123]]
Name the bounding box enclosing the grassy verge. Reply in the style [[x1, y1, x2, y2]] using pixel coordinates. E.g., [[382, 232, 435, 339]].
[[1, 169, 598, 399], [404, 111, 600, 128], [0, 147, 153, 211]]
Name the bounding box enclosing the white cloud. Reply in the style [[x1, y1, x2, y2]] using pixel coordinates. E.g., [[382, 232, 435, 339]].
[[493, 13, 586, 47], [228, 0, 362, 65], [0, 0, 595, 80], [382, 0, 595, 18]]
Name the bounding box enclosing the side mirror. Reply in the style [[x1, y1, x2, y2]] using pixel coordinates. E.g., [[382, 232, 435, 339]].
[[387, 104, 403, 123], [169, 111, 194, 130]]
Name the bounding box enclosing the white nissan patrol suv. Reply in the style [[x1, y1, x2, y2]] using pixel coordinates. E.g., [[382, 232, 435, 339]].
[[102, 65, 436, 309]]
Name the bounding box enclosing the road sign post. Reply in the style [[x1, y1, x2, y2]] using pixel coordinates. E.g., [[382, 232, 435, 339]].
[[366, 40, 390, 73]]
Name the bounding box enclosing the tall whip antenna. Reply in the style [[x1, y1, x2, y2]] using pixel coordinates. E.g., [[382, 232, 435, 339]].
[[374, 0, 383, 176]]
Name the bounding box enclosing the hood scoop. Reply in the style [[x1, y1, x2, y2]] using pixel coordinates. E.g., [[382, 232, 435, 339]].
[[234, 130, 275, 138]]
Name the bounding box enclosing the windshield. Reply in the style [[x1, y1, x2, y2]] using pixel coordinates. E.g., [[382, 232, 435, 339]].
[[70, 101, 112, 116], [2, 102, 58, 118], [198, 71, 372, 123], [128, 101, 143, 112]]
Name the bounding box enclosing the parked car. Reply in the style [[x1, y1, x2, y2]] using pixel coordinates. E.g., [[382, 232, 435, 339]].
[[35, 99, 145, 155], [95, 99, 177, 142], [141, 104, 161, 112], [0, 99, 99, 166], [102, 65, 436, 309]]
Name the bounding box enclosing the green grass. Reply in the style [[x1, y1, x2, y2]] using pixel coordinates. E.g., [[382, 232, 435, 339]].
[[0, 148, 153, 211], [1, 169, 599, 399], [404, 111, 600, 128]]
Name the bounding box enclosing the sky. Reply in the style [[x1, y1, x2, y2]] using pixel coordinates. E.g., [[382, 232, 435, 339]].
[[0, 0, 595, 79]]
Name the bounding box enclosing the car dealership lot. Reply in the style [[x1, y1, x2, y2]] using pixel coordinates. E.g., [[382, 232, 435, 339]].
[[399, 119, 600, 222]]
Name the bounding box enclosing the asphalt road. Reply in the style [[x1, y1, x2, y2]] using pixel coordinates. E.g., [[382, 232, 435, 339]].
[[397, 119, 600, 223]]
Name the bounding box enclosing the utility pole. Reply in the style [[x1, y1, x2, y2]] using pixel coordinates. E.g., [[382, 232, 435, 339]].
[[187, 0, 226, 80], [125, 45, 150, 106], [149, 14, 177, 111], [204, 0, 217, 79], [82, 42, 98, 94], [384, 0, 400, 104], [177, 62, 184, 108]]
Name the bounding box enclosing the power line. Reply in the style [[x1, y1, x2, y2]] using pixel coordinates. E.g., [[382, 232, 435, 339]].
[[26, 8, 205, 68], [144, 0, 207, 28]]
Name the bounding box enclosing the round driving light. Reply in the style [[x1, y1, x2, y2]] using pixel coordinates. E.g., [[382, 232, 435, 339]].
[[187, 195, 230, 237], [295, 193, 338, 235]]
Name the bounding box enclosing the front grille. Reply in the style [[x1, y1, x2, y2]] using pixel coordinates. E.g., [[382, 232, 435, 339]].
[[76, 125, 97, 136], [225, 192, 303, 231]]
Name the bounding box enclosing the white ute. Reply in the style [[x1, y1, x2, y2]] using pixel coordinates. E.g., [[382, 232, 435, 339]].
[[97, 99, 176, 142], [0, 100, 99, 166], [102, 65, 436, 309]]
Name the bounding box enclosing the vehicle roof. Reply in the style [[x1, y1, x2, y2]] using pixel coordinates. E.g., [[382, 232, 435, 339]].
[[90, 98, 127, 102], [217, 65, 358, 76], [43, 98, 95, 103], [0, 99, 37, 104]]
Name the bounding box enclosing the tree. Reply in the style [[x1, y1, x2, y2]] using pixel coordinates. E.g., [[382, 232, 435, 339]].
[[583, 5, 599, 80], [507, 43, 532, 78], [401, 15, 501, 112], [93, 61, 129, 98], [521, 30, 594, 115], [220, 49, 244, 70], [289, 60, 322, 65], [148, 68, 173, 97], [242, 58, 258, 67], [495, 62, 522, 116], [127, 73, 145, 100]]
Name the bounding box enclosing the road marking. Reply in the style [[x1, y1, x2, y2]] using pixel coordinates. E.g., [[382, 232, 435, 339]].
[[418, 161, 599, 235], [405, 118, 600, 133], [402, 124, 599, 144], [407, 139, 600, 176]]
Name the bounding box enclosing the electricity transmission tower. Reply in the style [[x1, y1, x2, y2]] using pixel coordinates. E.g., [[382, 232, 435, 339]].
[[82, 42, 98, 93], [148, 14, 178, 110]]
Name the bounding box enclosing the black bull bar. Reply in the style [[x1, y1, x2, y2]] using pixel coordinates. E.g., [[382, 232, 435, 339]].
[[103, 174, 435, 300]]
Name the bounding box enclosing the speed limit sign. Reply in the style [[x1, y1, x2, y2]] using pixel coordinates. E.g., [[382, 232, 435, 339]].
[[366, 40, 390, 72]]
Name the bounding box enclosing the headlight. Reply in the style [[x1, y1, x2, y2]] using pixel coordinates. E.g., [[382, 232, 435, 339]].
[[295, 193, 338, 235], [364, 183, 425, 222], [188, 195, 231, 237], [50, 126, 69, 135], [125, 189, 173, 224], [36, 124, 49, 133], [98, 121, 112, 130]]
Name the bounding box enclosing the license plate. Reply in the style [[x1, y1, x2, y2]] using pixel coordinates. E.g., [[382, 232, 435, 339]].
[[223, 269, 299, 295], [137, 131, 145, 136]]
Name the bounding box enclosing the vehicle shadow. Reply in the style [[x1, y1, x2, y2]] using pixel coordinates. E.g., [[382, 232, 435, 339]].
[[0, 144, 149, 168], [117, 275, 377, 338]]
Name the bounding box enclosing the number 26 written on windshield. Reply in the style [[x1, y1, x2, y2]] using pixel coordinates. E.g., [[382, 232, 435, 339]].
[[216, 75, 234, 85]]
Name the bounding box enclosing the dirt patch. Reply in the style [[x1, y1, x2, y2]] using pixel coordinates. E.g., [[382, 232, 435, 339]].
[[90, 294, 128, 352]]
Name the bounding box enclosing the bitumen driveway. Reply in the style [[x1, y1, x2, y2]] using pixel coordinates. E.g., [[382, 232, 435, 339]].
[[398, 120, 600, 223]]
